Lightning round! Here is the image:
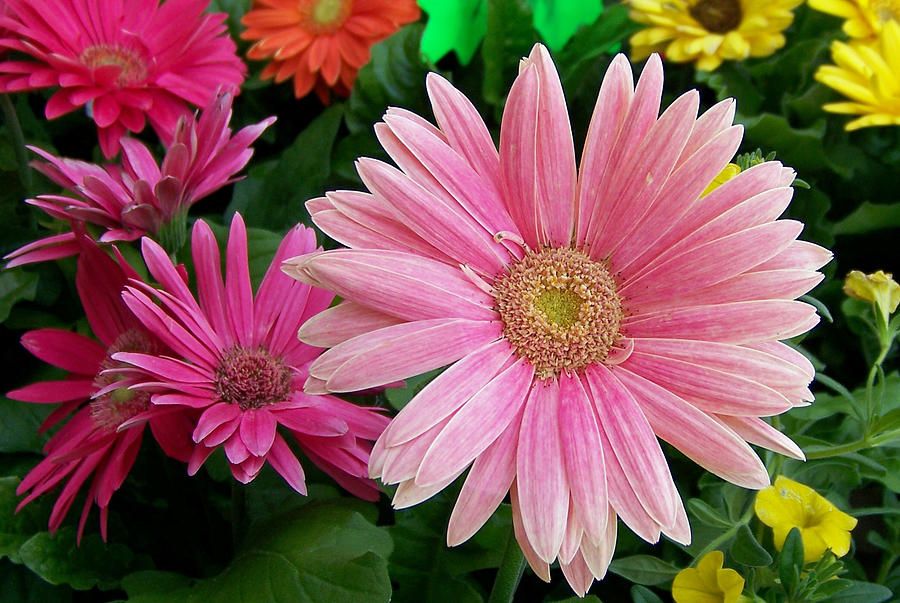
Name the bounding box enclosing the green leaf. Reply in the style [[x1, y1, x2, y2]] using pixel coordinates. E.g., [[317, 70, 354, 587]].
[[482, 0, 536, 108], [419, 0, 487, 65], [18, 527, 137, 590], [0, 270, 38, 324], [385, 369, 444, 410], [609, 555, 680, 586], [529, 0, 603, 52], [630, 584, 664, 603], [0, 559, 73, 603], [739, 114, 851, 178], [558, 3, 639, 94], [687, 498, 732, 529], [230, 105, 345, 231], [696, 63, 765, 115], [729, 524, 773, 567], [127, 502, 392, 603], [0, 476, 55, 563], [832, 201, 900, 236], [390, 489, 504, 602], [779, 527, 804, 596], [819, 580, 892, 603], [0, 397, 54, 454]]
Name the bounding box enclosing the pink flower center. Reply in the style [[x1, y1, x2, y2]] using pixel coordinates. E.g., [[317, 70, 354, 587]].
[[492, 247, 624, 380], [299, 0, 353, 34], [79, 44, 149, 87], [214, 346, 294, 410], [689, 0, 742, 33], [91, 329, 155, 432]]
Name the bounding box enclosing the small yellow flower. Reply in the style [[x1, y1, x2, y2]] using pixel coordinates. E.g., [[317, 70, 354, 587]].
[[755, 476, 858, 564], [808, 0, 900, 41], [701, 163, 741, 196], [627, 0, 803, 71], [672, 550, 745, 603], [844, 270, 900, 319], [815, 19, 900, 130]]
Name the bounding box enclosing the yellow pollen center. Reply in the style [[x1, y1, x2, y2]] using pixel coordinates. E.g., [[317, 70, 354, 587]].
[[79, 44, 148, 87], [689, 0, 743, 33], [873, 0, 900, 23], [300, 0, 352, 33], [492, 247, 624, 380]]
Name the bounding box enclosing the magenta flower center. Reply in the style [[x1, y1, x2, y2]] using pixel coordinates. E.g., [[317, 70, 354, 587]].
[[214, 346, 294, 410], [492, 247, 624, 380], [300, 0, 353, 33], [689, 0, 743, 33], [91, 329, 155, 432], [79, 44, 149, 87]]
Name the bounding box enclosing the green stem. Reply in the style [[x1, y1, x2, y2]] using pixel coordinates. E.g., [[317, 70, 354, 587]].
[[231, 481, 246, 549], [488, 526, 527, 603], [0, 93, 34, 195], [692, 503, 757, 566], [804, 438, 873, 459]]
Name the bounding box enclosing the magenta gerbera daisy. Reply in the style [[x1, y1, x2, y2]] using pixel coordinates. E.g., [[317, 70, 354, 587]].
[[283, 44, 829, 594], [8, 235, 194, 542], [117, 213, 389, 499], [0, 0, 246, 157], [4, 91, 274, 268]]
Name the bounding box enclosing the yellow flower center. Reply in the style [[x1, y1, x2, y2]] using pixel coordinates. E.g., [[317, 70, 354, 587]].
[[300, 0, 353, 33], [492, 247, 624, 380], [79, 44, 148, 87], [872, 0, 900, 24], [689, 0, 743, 33], [91, 329, 155, 432], [215, 346, 294, 410]]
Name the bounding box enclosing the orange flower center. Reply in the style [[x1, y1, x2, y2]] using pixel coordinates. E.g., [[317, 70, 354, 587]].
[[91, 329, 155, 432], [689, 0, 743, 33], [492, 247, 624, 380], [872, 0, 900, 24], [215, 346, 294, 410], [299, 0, 353, 34], [79, 44, 149, 87]]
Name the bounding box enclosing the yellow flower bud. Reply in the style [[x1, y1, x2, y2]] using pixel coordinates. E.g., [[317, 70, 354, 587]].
[[672, 550, 745, 603], [701, 163, 742, 197], [844, 270, 900, 316], [755, 476, 857, 564]]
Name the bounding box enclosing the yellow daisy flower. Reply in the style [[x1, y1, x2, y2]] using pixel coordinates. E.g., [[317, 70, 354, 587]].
[[844, 270, 900, 320], [815, 19, 900, 130], [672, 551, 746, 603], [627, 0, 804, 71], [808, 0, 900, 40], [755, 476, 858, 564]]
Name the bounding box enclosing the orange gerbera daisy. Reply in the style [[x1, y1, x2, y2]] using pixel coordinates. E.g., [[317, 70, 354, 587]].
[[241, 0, 420, 102]]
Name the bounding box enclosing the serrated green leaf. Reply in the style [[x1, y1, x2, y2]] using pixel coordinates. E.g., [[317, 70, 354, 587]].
[[609, 555, 680, 586], [687, 498, 732, 529], [740, 114, 851, 179], [730, 524, 772, 567], [128, 502, 392, 603], [18, 527, 137, 591]]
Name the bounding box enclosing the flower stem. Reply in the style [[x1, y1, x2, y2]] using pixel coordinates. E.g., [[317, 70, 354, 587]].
[[488, 526, 527, 603]]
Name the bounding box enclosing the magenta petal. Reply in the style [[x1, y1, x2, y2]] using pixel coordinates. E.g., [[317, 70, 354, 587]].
[[268, 433, 308, 494], [193, 403, 242, 443], [239, 408, 277, 457], [19, 329, 105, 375]]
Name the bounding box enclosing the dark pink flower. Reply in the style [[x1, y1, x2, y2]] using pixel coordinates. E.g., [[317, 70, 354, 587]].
[[118, 214, 389, 499], [4, 91, 273, 267], [8, 236, 194, 542], [0, 0, 246, 157]]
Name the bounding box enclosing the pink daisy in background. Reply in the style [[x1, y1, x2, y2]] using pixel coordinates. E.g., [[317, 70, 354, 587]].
[[4, 91, 274, 268], [117, 213, 389, 499], [284, 44, 830, 594], [8, 235, 194, 542], [0, 0, 246, 157]]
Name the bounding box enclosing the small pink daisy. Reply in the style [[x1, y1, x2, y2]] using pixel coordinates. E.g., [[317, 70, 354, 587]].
[[284, 45, 830, 594], [117, 214, 389, 499], [0, 0, 246, 157], [8, 235, 194, 542], [4, 91, 274, 268]]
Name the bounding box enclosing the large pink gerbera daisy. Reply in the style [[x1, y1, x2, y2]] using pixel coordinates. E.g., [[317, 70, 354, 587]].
[[284, 44, 829, 594], [8, 235, 194, 542], [117, 214, 389, 499], [4, 91, 274, 268], [0, 0, 246, 157]]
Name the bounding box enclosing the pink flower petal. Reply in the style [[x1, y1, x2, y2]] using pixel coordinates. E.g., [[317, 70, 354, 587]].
[[239, 408, 277, 457]]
